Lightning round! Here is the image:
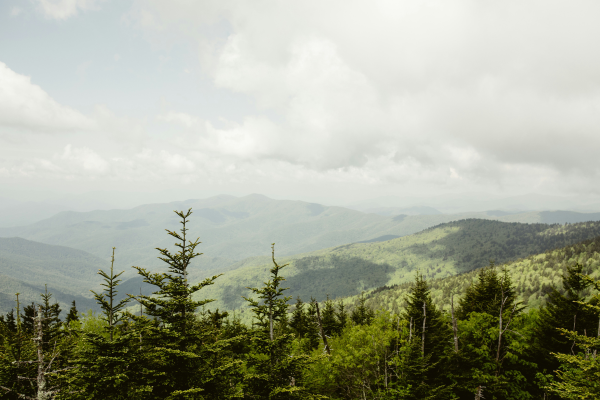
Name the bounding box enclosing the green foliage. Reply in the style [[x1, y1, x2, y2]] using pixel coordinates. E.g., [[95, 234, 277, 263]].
[[243, 244, 317, 399], [548, 274, 600, 400], [456, 263, 521, 319], [534, 263, 599, 380]]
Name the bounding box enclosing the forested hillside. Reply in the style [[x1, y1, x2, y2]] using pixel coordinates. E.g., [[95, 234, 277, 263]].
[[363, 232, 600, 314], [198, 219, 600, 317], [0, 238, 109, 314], [2, 209, 600, 399], [4, 194, 600, 279]]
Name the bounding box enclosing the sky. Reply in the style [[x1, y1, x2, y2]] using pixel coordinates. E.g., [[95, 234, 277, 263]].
[[1, 0, 600, 208]]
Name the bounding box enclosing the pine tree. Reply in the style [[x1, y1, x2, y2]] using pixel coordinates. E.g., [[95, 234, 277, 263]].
[[535, 263, 599, 376], [132, 208, 240, 399], [548, 273, 600, 400], [456, 262, 520, 319], [321, 296, 337, 337], [335, 299, 348, 335], [90, 248, 130, 341], [290, 296, 309, 339], [40, 285, 63, 351], [65, 301, 79, 329], [402, 272, 450, 361], [60, 248, 142, 400], [350, 292, 374, 326], [243, 244, 316, 399], [401, 271, 452, 394]]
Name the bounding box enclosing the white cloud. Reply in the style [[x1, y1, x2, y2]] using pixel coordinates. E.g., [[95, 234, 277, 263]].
[[0, 62, 94, 133], [129, 0, 600, 186], [60, 144, 110, 174], [10, 7, 23, 17], [35, 0, 101, 20]]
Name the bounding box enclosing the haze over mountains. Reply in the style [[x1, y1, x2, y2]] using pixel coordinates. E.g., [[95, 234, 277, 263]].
[[2, 193, 600, 315]]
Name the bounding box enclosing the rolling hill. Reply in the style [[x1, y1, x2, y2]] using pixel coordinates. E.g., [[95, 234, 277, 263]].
[[362, 232, 600, 316], [193, 219, 600, 319], [0, 194, 499, 280], [4, 195, 600, 284], [0, 237, 115, 314]]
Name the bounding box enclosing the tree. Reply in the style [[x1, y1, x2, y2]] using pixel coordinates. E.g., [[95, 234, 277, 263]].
[[65, 301, 79, 329], [59, 248, 141, 400], [548, 273, 600, 400], [456, 262, 519, 319], [131, 208, 240, 399], [402, 272, 450, 364], [535, 263, 598, 376], [90, 248, 130, 341], [350, 292, 374, 326], [320, 296, 337, 338], [243, 244, 317, 399]]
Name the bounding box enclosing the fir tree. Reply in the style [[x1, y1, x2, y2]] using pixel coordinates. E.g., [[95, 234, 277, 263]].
[[456, 262, 520, 319], [535, 263, 599, 376], [65, 301, 79, 329], [243, 244, 316, 399], [335, 299, 348, 335], [350, 292, 374, 326], [320, 296, 337, 337], [90, 248, 130, 341], [132, 208, 240, 399], [401, 272, 452, 391]]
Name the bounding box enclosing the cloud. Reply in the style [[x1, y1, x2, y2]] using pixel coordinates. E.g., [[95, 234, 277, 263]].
[[35, 0, 101, 20], [129, 0, 600, 187], [10, 7, 23, 17], [60, 144, 110, 174], [0, 62, 94, 133]]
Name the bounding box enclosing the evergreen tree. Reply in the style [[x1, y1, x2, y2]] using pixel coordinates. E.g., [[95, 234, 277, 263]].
[[320, 296, 337, 337], [21, 302, 36, 335], [65, 301, 79, 329], [350, 292, 374, 326], [547, 272, 600, 400], [456, 262, 519, 319], [40, 286, 63, 351], [0, 310, 17, 333], [60, 248, 141, 400], [132, 208, 240, 399], [401, 271, 452, 394], [335, 299, 348, 335], [243, 244, 317, 399], [402, 272, 451, 361], [535, 263, 598, 376], [290, 297, 309, 339], [90, 248, 130, 341]]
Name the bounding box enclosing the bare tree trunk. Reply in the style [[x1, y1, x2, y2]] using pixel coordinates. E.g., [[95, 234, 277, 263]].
[[314, 301, 331, 355], [475, 385, 485, 400], [450, 294, 459, 353], [422, 302, 427, 356], [35, 305, 51, 400], [409, 317, 413, 342], [269, 304, 274, 342]]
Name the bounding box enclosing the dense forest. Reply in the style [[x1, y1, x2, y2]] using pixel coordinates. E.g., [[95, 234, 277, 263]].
[[1, 210, 600, 399]]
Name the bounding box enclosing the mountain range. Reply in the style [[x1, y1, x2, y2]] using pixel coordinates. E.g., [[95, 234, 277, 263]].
[[3, 194, 600, 316]]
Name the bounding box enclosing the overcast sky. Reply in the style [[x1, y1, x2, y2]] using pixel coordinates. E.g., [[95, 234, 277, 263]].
[[1, 0, 600, 207]]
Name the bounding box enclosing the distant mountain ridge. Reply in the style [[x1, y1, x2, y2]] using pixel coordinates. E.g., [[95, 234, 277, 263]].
[[0, 194, 500, 278]]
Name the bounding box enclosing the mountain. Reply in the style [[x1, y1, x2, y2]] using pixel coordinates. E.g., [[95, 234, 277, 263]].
[[0, 194, 504, 280], [347, 193, 600, 214], [0, 237, 114, 314], [361, 206, 442, 216], [193, 219, 600, 316], [0, 196, 116, 228], [363, 231, 600, 315]]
